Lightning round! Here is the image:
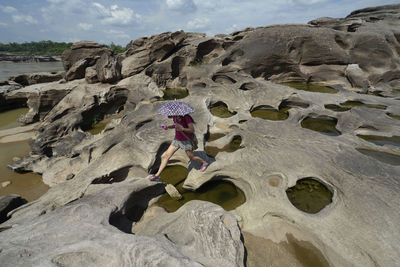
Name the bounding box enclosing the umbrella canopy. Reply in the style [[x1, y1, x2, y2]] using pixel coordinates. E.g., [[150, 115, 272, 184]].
[[157, 100, 194, 117]]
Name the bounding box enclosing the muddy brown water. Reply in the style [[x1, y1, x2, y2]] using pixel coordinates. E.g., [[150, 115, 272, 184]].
[[160, 88, 189, 100], [242, 232, 330, 267], [155, 165, 245, 212], [357, 135, 400, 147], [0, 108, 49, 201]]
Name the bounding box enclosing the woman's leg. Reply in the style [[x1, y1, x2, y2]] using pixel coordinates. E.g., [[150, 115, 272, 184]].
[[185, 150, 208, 169], [155, 144, 179, 177]]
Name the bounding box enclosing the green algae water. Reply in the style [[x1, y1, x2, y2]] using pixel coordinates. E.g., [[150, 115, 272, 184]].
[[357, 135, 400, 147], [209, 102, 236, 118], [301, 117, 341, 136], [88, 113, 123, 135], [206, 132, 226, 142], [205, 135, 243, 158], [251, 107, 290, 121], [281, 83, 338, 94], [286, 178, 333, 214], [356, 148, 400, 166], [0, 108, 29, 130], [324, 104, 350, 112], [156, 165, 245, 212], [387, 113, 400, 120], [339, 100, 386, 110], [161, 88, 189, 100]]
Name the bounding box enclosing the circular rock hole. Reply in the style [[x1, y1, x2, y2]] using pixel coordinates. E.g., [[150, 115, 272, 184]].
[[286, 178, 333, 214], [156, 175, 246, 213], [205, 135, 243, 158], [301, 116, 341, 136], [281, 83, 338, 94], [209, 101, 237, 118], [251, 105, 290, 121], [161, 88, 189, 100]]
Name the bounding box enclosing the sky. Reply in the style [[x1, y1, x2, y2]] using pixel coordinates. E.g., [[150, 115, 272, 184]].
[[0, 0, 398, 46]]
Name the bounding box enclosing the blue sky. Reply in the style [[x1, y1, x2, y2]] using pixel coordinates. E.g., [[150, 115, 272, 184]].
[[0, 0, 398, 46]]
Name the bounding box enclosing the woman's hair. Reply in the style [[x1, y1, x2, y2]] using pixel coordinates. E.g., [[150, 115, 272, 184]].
[[185, 114, 195, 124]]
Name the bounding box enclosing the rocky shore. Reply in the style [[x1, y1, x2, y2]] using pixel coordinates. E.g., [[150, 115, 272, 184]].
[[0, 53, 61, 63], [1, 4, 400, 266]]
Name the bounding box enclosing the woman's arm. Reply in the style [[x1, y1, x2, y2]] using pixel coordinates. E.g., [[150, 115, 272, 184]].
[[176, 122, 194, 133]]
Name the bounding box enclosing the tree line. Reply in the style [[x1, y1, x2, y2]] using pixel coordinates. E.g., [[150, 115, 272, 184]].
[[0, 41, 125, 55]]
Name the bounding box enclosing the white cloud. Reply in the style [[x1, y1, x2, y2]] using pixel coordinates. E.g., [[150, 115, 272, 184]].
[[78, 23, 93, 31], [47, 0, 65, 3], [0, 22, 7, 27], [107, 29, 130, 40], [12, 14, 38, 24], [2, 6, 17, 13], [166, 0, 196, 12], [187, 18, 210, 30], [92, 2, 134, 25]]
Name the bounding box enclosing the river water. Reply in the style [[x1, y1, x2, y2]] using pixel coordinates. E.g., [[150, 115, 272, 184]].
[[0, 62, 63, 201], [0, 61, 63, 81]]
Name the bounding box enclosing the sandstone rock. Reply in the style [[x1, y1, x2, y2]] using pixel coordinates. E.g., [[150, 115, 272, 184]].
[[1, 181, 11, 188], [121, 31, 187, 78], [2, 5, 400, 267], [61, 41, 111, 71], [95, 53, 121, 83], [66, 58, 97, 81], [85, 66, 98, 84], [345, 64, 369, 91], [0, 179, 241, 266], [0, 194, 27, 223], [11, 71, 64, 86], [165, 184, 182, 200]]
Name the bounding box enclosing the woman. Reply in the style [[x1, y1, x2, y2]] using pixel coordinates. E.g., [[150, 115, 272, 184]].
[[149, 114, 208, 181]]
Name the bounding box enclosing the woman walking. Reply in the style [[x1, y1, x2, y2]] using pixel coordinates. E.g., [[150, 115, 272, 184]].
[[149, 114, 208, 182]]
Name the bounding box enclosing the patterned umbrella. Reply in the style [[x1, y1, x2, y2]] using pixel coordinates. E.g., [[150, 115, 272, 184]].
[[157, 100, 195, 116]]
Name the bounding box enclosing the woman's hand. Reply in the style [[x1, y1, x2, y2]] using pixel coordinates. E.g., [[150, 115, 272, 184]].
[[175, 124, 184, 131]]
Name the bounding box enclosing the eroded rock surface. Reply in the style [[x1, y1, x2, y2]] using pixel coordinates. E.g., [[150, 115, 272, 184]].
[[1, 4, 400, 267]]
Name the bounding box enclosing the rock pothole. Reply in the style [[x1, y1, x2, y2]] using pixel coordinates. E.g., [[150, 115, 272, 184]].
[[301, 115, 341, 136], [209, 101, 237, 118], [250, 105, 290, 121], [281, 82, 338, 94], [212, 74, 237, 85], [109, 183, 166, 233], [205, 135, 243, 158], [155, 167, 246, 212], [286, 178, 333, 214], [356, 148, 400, 166], [239, 82, 257, 91], [357, 135, 400, 147], [160, 87, 189, 100], [386, 113, 400, 120], [92, 166, 133, 184]]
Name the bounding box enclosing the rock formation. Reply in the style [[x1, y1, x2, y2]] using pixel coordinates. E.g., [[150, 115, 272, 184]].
[[1, 4, 400, 267]]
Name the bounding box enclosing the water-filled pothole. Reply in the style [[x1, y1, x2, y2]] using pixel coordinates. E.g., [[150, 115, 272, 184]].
[[357, 135, 400, 147], [281, 83, 338, 94], [301, 116, 341, 136], [161, 88, 189, 100], [156, 166, 245, 212], [205, 132, 226, 142], [0, 108, 29, 130], [339, 100, 386, 110], [356, 148, 400, 166], [325, 101, 387, 112], [387, 113, 400, 120], [88, 112, 123, 135], [250, 106, 290, 121], [209, 101, 236, 118], [286, 178, 333, 214], [205, 135, 243, 158], [324, 104, 350, 112]]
